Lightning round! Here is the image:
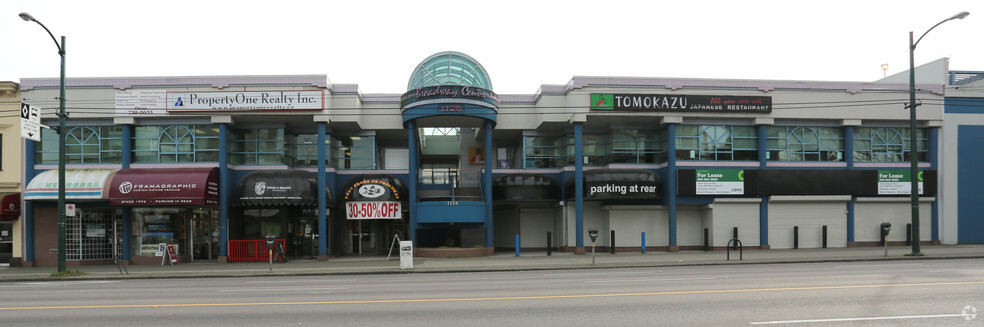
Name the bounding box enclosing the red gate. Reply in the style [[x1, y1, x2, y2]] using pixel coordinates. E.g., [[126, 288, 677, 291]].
[[228, 239, 286, 263]]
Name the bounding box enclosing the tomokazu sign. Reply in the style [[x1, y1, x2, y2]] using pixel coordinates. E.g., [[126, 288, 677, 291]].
[[166, 91, 324, 112], [695, 169, 744, 195], [591, 93, 771, 113], [877, 170, 924, 195]]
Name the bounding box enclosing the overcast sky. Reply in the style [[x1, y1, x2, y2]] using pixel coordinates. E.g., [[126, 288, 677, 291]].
[[3, 0, 982, 94]]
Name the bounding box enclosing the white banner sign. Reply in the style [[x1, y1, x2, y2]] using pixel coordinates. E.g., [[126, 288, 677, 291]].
[[166, 91, 324, 112], [20, 103, 41, 141], [346, 201, 402, 220], [115, 89, 167, 116]]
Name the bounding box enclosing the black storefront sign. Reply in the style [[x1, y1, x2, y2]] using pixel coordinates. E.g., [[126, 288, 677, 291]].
[[591, 93, 771, 113]]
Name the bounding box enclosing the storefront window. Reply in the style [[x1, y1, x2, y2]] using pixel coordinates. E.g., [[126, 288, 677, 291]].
[[766, 126, 844, 162], [133, 125, 220, 163], [37, 126, 123, 164], [853, 127, 927, 162], [331, 136, 375, 169], [131, 208, 188, 257]]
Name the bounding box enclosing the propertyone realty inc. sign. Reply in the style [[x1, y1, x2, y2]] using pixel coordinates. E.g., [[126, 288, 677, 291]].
[[877, 170, 923, 195], [696, 169, 744, 195], [591, 93, 771, 113]]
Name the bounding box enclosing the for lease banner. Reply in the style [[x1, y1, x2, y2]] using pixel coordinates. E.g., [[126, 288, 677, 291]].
[[878, 170, 923, 195], [696, 169, 744, 195]]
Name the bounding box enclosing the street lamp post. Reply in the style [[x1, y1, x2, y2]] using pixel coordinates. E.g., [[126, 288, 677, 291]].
[[907, 11, 969, 256], [20, 12, 68, 272]]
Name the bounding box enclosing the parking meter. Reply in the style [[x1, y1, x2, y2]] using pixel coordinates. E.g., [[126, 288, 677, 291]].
[[880, 223, 891, 257], [265, 235, 276, 272], [588, 228, 599, 264]]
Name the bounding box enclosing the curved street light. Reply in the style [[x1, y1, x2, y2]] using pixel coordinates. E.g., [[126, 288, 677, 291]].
[[907, 11, 969, 256], [19, 12, 68, 272]]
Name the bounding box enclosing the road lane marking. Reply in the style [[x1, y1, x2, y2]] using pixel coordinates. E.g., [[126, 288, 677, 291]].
[[243, 279, 357, 284], [544, 271, 655, 277], [587, 277, 717, 283], [750, 314, 967, 324], [1, 280, 982, 311], [929, 269, 984, 273], [834, 263, 923, 268], [218, 287, 349, 292]]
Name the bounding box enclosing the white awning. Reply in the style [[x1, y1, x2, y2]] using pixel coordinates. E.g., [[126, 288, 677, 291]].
[[25, 169, 117, 200]]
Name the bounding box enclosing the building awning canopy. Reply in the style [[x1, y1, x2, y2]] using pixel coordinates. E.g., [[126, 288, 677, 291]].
[[566, 168, 662, 200], [235, 170, 334, 207], [341, 175, 405, 202], [0, 193, 20, 221], [25, 169, 116, 201], [108, 168, 219, 206], [493, 173, 560, 201]]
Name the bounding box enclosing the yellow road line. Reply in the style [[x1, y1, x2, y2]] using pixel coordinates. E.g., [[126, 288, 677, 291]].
[[2, 281, 982, 311]]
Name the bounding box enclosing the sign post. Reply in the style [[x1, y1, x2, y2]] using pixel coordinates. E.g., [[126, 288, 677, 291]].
[[20, 103, 41, 142]]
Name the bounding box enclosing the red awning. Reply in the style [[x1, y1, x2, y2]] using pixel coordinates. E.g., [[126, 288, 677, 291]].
[[0, 193, 20, 221], [108, 168, 219, 206]]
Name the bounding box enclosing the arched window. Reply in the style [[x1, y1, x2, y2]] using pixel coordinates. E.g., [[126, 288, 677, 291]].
[[853, 127, 925, 162], [766, 126, 844, 162], [37, 126, 122, 164], [159, 125, 196, 162]]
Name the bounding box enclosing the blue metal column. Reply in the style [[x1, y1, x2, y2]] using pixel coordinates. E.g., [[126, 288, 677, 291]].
[[317, 122, 328, 257], [24, 140, 36, 263], [218, 123, 229, 258], [666, 123, 677, 248], [484, 120, 494, 247], [929, 127, 939, 242], [757, 124, 767, 246], [845, 126, 855, 245], [407, 121, 418, 246], [844, 126, 855, 168], [574, 122, 584, 248], [847, 196, 856, 244], [121, 124, 132, 260]]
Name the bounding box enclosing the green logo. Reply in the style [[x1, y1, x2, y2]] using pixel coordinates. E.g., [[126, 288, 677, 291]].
[[591, 94, 614, 110]]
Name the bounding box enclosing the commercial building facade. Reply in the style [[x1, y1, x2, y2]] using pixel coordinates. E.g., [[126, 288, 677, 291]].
[[13, 52, 980, 266]]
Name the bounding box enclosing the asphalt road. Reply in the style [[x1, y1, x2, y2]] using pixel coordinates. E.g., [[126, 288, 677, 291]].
[[1, 259, 982, 326]]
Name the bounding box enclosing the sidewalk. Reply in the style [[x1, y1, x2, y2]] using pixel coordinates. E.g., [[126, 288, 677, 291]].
[[1, 244, 982, 282]]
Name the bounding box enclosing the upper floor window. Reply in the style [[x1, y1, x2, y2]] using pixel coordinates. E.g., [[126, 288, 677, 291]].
[[853, 127, 927, 162], [229, 128, 285, 165], [676, 125, 757, 161], [524, 135, 566, 168], [285, 134, 319, 167], [332, 135, 375, 169], [37, 126, 122, 164], [134, 125, 219, 163], [767, 126, 844, 162], [611, 129, 667, 164]]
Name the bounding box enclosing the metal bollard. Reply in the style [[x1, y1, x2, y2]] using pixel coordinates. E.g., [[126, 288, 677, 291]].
[[641, 232, 646, 254], [906, 223, 912, 246], [547, 232, 552, 256], [515, 234, 520, 257], [704, 228, 710, 252], [733, 227, 739, 240], [822, 225, 828, 248], [793, 226, 799, 249], [610, 230, 616, 254]]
